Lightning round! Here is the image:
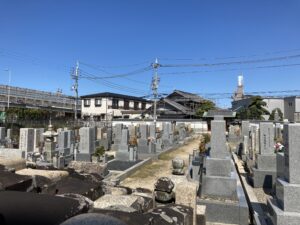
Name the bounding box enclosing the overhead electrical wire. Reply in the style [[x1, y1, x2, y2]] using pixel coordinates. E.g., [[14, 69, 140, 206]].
[[160, 63, 300, 75], [160, 54, 300, 68]]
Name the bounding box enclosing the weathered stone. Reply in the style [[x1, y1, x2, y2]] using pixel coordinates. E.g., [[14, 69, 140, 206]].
[[68, 161, 108, 177], [154, 177, 175, 193]]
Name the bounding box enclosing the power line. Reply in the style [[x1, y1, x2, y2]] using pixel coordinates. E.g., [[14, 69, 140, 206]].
[[79, 69, 149, 95], [160, 62, 300, 75], [80, 60, 152, 69], [78, 66, 152, 79], [159, 47, 300, 62], [160, 54, 300, 68]]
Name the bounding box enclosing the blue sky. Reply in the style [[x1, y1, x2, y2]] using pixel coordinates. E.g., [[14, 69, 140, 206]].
[[0, 0, 300, 107]]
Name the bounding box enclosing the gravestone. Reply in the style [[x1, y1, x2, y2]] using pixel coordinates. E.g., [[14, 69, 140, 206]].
[[77, 127, 96, 162], [128, 125, 137, 138], [57, 130, 70, 155], [241, 121, 250, 138], [228, 125, 241, 143], [19, 128, 35, 158], [111, 124, 123, 151], [267, 123, 300, 225], [137, 124, 149, 154], [149, 124, 156, 139], [252, 122, 277, 188], [96, 127, 106, 140], [162, 122, 173, 148], [199, 116, 248, 225], [33, 128, 44, 152], [115, 129, 130, 161]]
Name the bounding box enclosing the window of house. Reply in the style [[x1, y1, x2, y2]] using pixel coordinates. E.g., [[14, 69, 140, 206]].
[[124, 100, 129, 110], [142, 102, 146, 110], [112, 99, 119, 109], [84, 99, 90, 107], [134, 102, 139, 110], [95, 98, 102, 107]]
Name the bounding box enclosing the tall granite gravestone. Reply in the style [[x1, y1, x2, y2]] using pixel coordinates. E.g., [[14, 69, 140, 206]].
[[148, 124, 157, 154], [198, 116, 248, 225], [57, 130, 70, 155], [111, 124, 123, 151], [267, 124, 300, 225], [33, 128, 44, 152], [19, 128, 35, 158], [162, 122, 173, 148], [241, 121, 250, 137], [96, 127, 110, 151], [76, 127, 96, 162], [138, 124, 149, 153], [115, 129, 130, 161], [252, 122, 277, 188]]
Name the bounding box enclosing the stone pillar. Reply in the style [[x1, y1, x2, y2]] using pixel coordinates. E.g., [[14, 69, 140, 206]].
[[268, 123, 300, 225], [252, 122, 277, 188]]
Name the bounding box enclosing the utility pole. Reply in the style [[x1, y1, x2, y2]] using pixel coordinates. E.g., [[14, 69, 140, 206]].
[[151, 58, 160, 138], [71, 61, 79, 123]]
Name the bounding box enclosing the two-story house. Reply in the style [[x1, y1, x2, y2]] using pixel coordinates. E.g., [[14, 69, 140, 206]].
[[80, 92, 152, 120]]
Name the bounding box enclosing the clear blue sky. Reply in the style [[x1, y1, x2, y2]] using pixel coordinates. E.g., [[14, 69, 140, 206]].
[[1, 0, 300, 107]]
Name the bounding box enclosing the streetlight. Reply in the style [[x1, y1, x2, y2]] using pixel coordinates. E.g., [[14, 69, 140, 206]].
[[4, 69, 11, 109]]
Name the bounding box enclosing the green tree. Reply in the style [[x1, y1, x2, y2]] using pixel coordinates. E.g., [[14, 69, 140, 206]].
[[196, 100, 216, 117], [269, 108, 283, 121], [237, 96, 269, 120]]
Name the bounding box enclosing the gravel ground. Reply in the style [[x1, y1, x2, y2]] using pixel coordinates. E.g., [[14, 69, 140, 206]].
[[120, 137, 200, 191]]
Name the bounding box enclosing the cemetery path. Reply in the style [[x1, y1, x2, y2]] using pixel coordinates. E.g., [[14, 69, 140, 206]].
[[120, 137, 200, 191]]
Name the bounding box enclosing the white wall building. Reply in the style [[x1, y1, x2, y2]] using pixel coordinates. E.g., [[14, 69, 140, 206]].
[[80, 92, 152, 120]]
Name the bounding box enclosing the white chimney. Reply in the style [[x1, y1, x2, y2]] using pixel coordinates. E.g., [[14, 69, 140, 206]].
[[238, 75, 243, 86]]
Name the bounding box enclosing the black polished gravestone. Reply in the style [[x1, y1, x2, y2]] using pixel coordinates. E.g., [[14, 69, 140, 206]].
[[0, 191, 90, 225]]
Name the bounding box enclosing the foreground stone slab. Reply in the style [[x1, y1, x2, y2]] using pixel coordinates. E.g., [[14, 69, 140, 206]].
[[94, 194, 145, 212], [16, 168, 69, 182], [0, 191, 90, 225], [0, 170, 32, 191], [68, 161, 108, 177]]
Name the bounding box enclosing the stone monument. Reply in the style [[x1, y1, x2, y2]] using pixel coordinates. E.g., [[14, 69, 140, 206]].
[[252, 122, 277, 188], [267, 123, 300, 225]]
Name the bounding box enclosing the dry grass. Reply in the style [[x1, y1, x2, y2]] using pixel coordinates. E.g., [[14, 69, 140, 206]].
[[120, 137, 200, 190]]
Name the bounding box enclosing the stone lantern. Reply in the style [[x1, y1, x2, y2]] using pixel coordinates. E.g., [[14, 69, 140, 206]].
[[43, 123, 58, 162]]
